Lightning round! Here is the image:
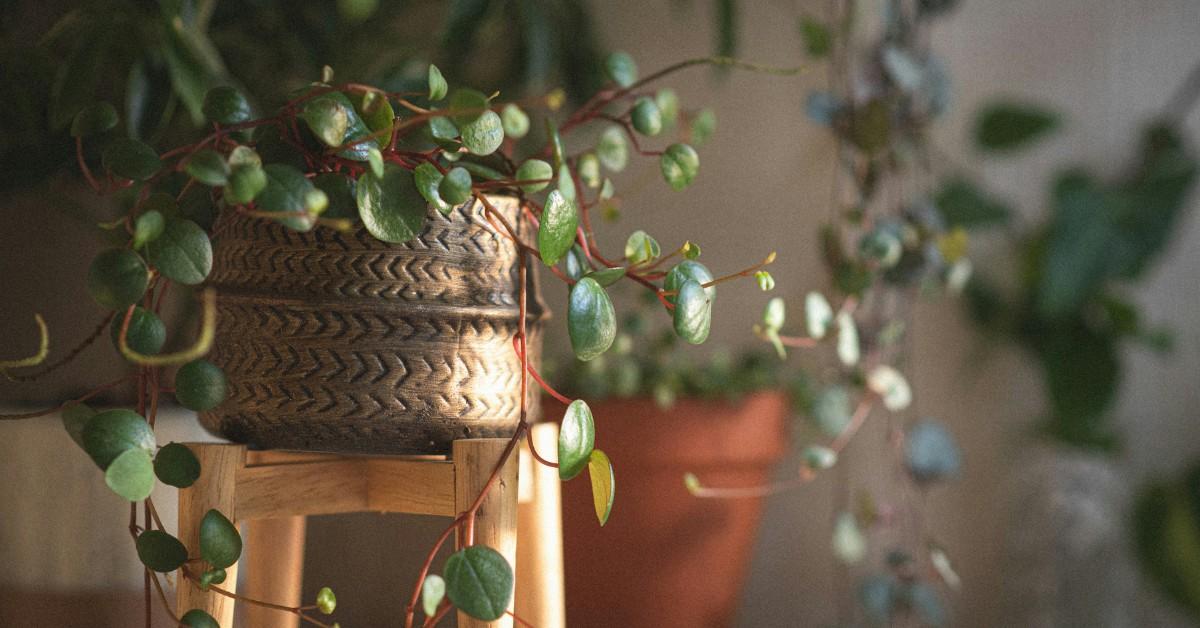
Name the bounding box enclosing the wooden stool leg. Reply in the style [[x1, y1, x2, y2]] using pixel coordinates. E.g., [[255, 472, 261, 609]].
[[242, 516, 307, 628], [516, 423, 565, 628], [454, 438, 519, 628], [177, 444, 245, 628]]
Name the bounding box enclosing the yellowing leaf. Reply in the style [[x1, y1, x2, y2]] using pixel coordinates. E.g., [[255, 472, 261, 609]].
[[587, 449, 615, 526]]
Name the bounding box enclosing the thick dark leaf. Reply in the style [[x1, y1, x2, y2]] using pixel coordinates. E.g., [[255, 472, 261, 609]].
[[136, 530, 189, 572], [202, 86, 251, 125], [81, 409, 155, 470], [356, 164, 428, 243], [61, 403, 96, 450], [70, 102, 118, 138], [557, 400, 595, 480], [199, 509, 242, 569], [87, 249, 148, 309], [664, 260, 714, 305], [155, 442, 201, 488], [444, 545, 514, 621], [111, 306, 166, 356], [258, 164, 321, 231], [1035, 170, 1119, 319], [975, 102, 1060, 152], [175, 360, 228, 412], [567, 277, 616, 361], [145, 219, 212, 285], [180, 609, 219, 628], [102, 139, 163, 181], [537, 190, 577, 266], [672, 279, 713, 344], [934, 177, 1013, 228]]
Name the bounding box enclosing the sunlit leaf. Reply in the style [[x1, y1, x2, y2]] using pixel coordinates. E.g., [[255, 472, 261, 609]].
[[558, 400, 595, 480], [444, 545, 513, 621], [587, 449, 615, 526]]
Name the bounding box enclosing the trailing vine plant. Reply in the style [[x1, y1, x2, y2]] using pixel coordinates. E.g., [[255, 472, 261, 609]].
[[683, 1, 981, 624], [0, 51, 799, 626]]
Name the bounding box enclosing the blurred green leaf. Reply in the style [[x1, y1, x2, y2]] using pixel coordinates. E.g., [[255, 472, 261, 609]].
[[975, 101, 1060, 152], [934, 177, 1013, 228]]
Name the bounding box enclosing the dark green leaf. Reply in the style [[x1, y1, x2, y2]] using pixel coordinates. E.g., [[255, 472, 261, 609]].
[[413, 162, 452, 214], [1134, 482, 1200, 617], [449, 89, 491, 125], [356, 164, 428, 243], [934, 177, 1012, 228], [136, 530, 189, 572], [444, 545, 513, 621], [185, 150, 229, 187], [199, 509, 242, 569], [161, 21, 224, 125], [1032, 317, 1120, 449], [664, 260, 714, 305], [102, 139, 162, 181], [175, 360, 228, 412], [799, 15, 832, 57], [604, 51, 638, 88], [313, 173, 358, 219], [316, 586, 337, 615], [81, 409, 155, 470], [181, 609, 219, 628], [587, 449, 615, 526], [429, 115, 460, 147], [547, 120, 566, 169], [105, 448, 155, 501], [596, 126, 628, 172], [70, 102, 118, 138], [1036, 171, 1118, 318], [202, 86, 251, 126], [224, 164, 267, 205], [61, 403, 96, 450], [515, 159, 553, 193], [86, 248, 148, 309], [438, 167, 473, 205], [355, 93, 395, 149], [557, 400, 595, 480], [259, 164, 323, 231], [659, 143, 699, 191], [144, 219, 212, 285], [428, 64, 448, 101], [556, 164, 576, 202], [849, 99, 890, 153], [537, 190, 578, 266], [567, 277, 616, 361], [303, 90, 379, 161], [133, 210, 166, 249], [501, 104, 530, 139], [111, 306, 166, 356], [975, 102, 1060, 152], [583, 267, 626, 287], [155, 442, 201, 488], [199, 568, 226, 589], [673, 279, 712, 344], [631, 97, 662, 136]]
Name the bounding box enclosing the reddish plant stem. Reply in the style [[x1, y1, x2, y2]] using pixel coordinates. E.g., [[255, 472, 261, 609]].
[[0, 375, 134, 421], [76, 137, 102, 193]]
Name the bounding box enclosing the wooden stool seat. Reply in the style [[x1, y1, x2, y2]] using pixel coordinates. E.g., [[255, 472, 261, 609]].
[[177, 423, 564, 628]]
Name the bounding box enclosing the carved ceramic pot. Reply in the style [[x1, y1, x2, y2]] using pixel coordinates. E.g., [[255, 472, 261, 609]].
[[201, 195, 544, 455]]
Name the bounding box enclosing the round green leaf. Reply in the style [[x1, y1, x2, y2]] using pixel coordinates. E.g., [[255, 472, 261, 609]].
[[438, 167, 473, 205], [136, 529, 189, 572], [596, 126, 628, 172], [110, 306, 166, 355], [673, 279, 712, 344], [537, 190, 578, 267], [515, 159, 553, 193], [413, 162, 451, 214], [133, 210, 165, 249], [587, 449, 615, 526], [303, 97, 351, 147], [199, 568, 227, 589], [175, 360, 228, 412], [87, 248, 148, 310], [355, 93, 395, 147], [428, 64, 448, 100], [567, 277, 616, 361], [313, 173, 358, 219], [356, 164, 428, 243], [71, 102, 118, 138], [181, 609, 220, 628], [366, 146, 385, 178], [975, 102, 1060, 152], [631, 97, 662, 136], [102, 138, 162, 181], [429, 115, 459, 147], [755, 270, 775, 291], [691, 108, 717, 146], [557, 400, 595, 481], [81, 409, 155, 470], [623, 230, 660, 266], [422, 574, 446, 617], [258, 164, 322, 231], [604, 51, 638, 87], [810, 386, 851, 436], [203, 87, 251, 126], [802, 445, 838, 470], [105, 448, 155, 501], [501, 103, 530, 139], [316, 586, 337, 615], [224, 163, 267, 205], [664, 260, 714, 305], [660, 143, 699, 191], [461, 110, 504, 155], [144, 219, 212, 285], [185, 149, 230, 186], [155, 442, 201, 488], [61, 402, 96, 450], [655, 88, 679, 126], [578, 153, 601, 188], [199, 508, 242, 569], [449, 89, 490, 125], [444, 545, 514, 621]]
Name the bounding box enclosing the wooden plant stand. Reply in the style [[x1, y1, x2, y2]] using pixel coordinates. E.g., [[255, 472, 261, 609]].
[[176, 423, 565, 628]]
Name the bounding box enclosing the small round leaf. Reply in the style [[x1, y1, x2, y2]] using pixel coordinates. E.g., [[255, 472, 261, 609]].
[[422, 574, 446, 617], [87, 249, 149, 309], [133, 210, 166, 249], [664, 260, 714, 305], [71, 102, 118, 138], [438, 167, 473, 205], [136, 529, 189, 572], [578, 153, 601, 188], [428, 64, 448, 101], [199, 509, 242, 569], [81, 409, 155, 470], [203, 87, 251, 125], [356, 164, 428, 243], [144, 219, 212, 285], [185, 150, 230, 187], [567, 277, 616, 361], [515, 159, 553, 193], [623, 230, 660, 266], [199, 568, 227, 589], [691, 108, 717, 146], [631, 97, 662, 136], [905, 420, 961, 483], [596, 126, 628, 172], [604, 51, 638, 87], [655, 89, 679, 126], [110, 306, 166, 356], [537, 190, 578, 267], [557, 400, 595, 481], [444, 545, 514, 621], [413, 162, 451, 214], [105, 448, 155, 501], [461, 110, 504, 155], [61, 402, 96, 450], [302, 97, 351, 147], [258, 164, 322, 231], [155, 442, 201, 488], [660, 143, 699, 191], [181, 609, 220, 628], [224, 164, 267, 205], [672, 279, 712, 345], [102, 138, 162, 181], [316, 586, 337, 615], [805, 292, 834, 339], [175, 360, 228, 412]]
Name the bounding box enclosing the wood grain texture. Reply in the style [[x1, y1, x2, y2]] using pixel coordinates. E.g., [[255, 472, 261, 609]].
[[241, 516, 306, 628], [454, 438, 520, 628], [177, 444, 244, 628], [515, 422, 566, 628]]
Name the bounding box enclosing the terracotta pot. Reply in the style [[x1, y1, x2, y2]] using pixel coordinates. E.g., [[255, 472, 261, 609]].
[[202, 196, 544, 455], [544, 391, 790, 627]]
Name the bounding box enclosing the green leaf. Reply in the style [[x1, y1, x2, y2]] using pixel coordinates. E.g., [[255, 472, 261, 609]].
[[136, 529, 189, 572], [567, 277, 616, 361], [604, 51, 638, 87], [144, 219, 212, 285], [587, 449, 615, 526], [355, 92, 395, 148], [802, 445, 837, 470], [316, 586, 337, 615], [102, 138, 162, 181], [975, 102, 1060, 152], [691, 108, 717, 146], [81, 409, 155, 470], [664, 260, 713, 305], [199, 509, 242, 569], [61, 403, 96, 450], [557, 400, 595, 480], [934, 177, 1012, 228], [755, 270, 775, 291], [762, 297, 786, 332], [583, 267, 626, 287], [438, 167, 473, 205], [428, 64, 448, 101], [105, 448, 155, 501], [181, 609, 220, 628], [185, 150, 229, 187], [155, 442, 202, 488], [429, 115, 460, 147], [111, 306, 166, 356], [623, 230, 661, 266], [659, 143, 699, 191], [537, 190, 578, 266], [449, 89, 491, 125], [655, 89, 679, 126], [87, 249, 148, 309], [578, 153, 601, 188], [258, 164, 322, 231], [314, 173, 358, 219], [202, 86, 251, 126], [224, 164, 267, 205], [199, 568, 227, 589], [810, 386, 851, 436], [631, 97, 662, 136], [515, 159, 553, 193], [501, 104, 530, 139], [596, 126, 628, 172], [461, 110, 505, 155], [445, 545, 514, 621], [160, 21, 223, 125], [303, 97, 351, 148], [1134, 482, 1200, 616], [849, 99, 890, 153], [175, 360, 228, 412], [413, 163, 452, 214], [71, 102, 118, 138], [366, 147, 385, 179], [799, 15, 832, 57], [422, 574, 446, 617], [547, 120, 566, 169], [673, 279, 712, 344], [356, 164, 428, 243], [133, 210, 166, 249]]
